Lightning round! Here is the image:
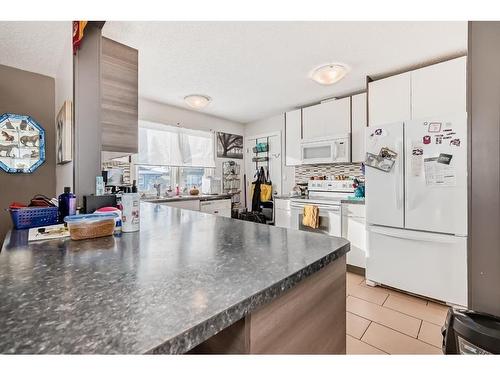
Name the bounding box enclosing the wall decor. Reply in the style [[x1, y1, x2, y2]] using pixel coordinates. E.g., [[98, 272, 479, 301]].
[[0, 113, 45, 173], [217, 131, 243, 159], [56, 100, 73, 164]]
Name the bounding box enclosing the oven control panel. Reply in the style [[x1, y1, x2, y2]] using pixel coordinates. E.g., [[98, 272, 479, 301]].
[[307, 180, 354, 192]]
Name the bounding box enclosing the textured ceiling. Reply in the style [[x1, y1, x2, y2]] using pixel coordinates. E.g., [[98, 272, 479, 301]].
[[103, 21, 467, 124], [0, 21, 70, 78]]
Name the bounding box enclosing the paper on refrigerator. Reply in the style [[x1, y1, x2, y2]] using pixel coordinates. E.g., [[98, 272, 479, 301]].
[[411, 142, 424, 176], [424, 157, 456, 187]]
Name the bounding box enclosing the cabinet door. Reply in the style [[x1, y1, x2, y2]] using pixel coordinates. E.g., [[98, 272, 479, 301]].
[[351, 93, 367, 163], [302, 98, 350, 140], [275, 209, 291, 229], [411, 56, 466, 119], [342, 203, 367, 269], [160, 200, 200, 211], [101, 37, 139, 153], [368, 72, 411, 126], [200, 199, 231, 216], [285, 110, 302, 166]]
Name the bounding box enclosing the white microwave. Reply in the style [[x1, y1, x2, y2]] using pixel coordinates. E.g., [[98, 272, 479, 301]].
[[300, 135, 350, 164]]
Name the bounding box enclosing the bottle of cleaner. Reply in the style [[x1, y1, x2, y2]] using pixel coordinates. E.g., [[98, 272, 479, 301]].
[[121, 192, 140, 232], [58, 187, 76, 223]]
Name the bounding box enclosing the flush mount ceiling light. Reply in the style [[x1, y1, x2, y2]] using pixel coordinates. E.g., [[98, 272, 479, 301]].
[[184, 94, 212, 109], [310, 64, 349, 85]]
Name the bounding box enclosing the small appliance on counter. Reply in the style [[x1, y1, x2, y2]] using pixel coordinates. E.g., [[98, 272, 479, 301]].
[[202, 176, 221, 195], [83, 194, 117, 214]]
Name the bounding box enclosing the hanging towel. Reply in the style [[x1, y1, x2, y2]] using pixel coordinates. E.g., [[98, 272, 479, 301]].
[[302, 205, 320, 229]]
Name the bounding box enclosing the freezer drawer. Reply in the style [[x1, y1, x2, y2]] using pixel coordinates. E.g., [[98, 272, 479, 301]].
[[366, 225, 467, 306]]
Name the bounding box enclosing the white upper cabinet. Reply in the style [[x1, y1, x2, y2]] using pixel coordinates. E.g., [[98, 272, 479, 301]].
[[369, 57, 466, 127], [302, 97, 350, 140], [368, 72, 411, 126], [411, 56, 467, 119], [285, 109, 302, 166], [351, 93, 367, 163]]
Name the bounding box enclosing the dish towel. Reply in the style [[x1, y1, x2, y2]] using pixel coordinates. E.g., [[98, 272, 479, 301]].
[[302, 205, 320, 229]]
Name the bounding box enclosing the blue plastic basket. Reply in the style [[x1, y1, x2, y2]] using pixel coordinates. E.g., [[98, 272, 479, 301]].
[[9, 206, 59, 230]]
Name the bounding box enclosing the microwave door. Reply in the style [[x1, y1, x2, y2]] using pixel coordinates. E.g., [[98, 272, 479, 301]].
[[301, 141, 334, 164]]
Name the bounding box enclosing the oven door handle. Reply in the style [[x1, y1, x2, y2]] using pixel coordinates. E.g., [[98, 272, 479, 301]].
[[291, 204, 341, 212]]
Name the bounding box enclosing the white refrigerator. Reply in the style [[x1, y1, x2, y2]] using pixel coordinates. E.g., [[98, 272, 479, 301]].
[[365, 112, 468, 306]]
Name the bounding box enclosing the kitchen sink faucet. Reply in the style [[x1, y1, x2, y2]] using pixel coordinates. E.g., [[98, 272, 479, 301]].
[[153, 183, 161, 198]]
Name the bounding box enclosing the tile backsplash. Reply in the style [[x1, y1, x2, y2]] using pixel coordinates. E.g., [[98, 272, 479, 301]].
[[295, 163, 364, 184]]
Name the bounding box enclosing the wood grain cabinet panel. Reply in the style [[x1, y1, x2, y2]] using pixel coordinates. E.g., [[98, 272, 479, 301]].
[[190, 256, 347, 354], [101, 37, 138, 153]]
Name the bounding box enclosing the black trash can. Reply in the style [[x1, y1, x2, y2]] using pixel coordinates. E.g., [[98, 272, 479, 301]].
[[442, 307, 500, 354]]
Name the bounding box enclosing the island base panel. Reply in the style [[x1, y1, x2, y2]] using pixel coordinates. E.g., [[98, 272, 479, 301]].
[[190, 255, 346, 354]]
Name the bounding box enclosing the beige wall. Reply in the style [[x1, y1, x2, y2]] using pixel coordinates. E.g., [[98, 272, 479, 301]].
[[54, 21, 74, 195], [0, 64, 56, 242]]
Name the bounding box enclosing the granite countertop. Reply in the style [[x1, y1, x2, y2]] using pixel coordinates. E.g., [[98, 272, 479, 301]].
[[141, 193, 232, 203], [0, 202, 349, 354], [341, 198, 365, 205]]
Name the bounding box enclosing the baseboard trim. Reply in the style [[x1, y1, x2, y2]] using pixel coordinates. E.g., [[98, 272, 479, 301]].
[[347, 264, 365, 276]]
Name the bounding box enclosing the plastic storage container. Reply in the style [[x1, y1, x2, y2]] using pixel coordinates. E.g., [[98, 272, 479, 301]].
[[64, 213, 116, 240], [9, 206, 59, 229]]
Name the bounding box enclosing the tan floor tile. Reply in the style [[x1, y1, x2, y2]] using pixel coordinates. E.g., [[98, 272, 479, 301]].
[[348, 284, 389, 305], [362, 322, 442, 354], [362, 283, 428, 306], [347, 296, 421, 337], [347, 272, 365, 287], [418, 321, 443, 348], [347, 334, 386, 354], [383, 295, 449, 326], [428, 300, 451, 313], [347, 312, 371, 339]]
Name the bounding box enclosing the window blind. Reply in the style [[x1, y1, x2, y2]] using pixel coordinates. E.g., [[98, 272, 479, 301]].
[[138, 121, 215, 168]]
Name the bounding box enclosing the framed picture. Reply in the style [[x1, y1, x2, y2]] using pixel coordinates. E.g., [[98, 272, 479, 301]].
[[217, 131, 243, 159], [0, 113, 46, 173], [56, 100, 72, 164]]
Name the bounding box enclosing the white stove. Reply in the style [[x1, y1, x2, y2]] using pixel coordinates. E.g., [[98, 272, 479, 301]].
[[290, 180, 355, 236], [291, 180, 355, 204]]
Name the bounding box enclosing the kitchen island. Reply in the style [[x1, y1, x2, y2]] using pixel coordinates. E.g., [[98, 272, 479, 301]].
[[0, 203, 349, 354]]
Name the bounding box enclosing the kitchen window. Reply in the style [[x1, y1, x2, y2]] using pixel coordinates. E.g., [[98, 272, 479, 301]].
[[137, 121, 215, 168], [137, 165, 172, 195], [135, 121, 216, 195]]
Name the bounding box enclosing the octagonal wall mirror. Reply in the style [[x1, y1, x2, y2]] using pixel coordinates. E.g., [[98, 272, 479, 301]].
[[0, 113, 46, 173]]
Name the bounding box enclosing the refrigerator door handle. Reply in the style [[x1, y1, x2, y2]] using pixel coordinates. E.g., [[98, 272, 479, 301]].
[[405, 137, 418, 211], [368, 225, 463, 244], [395, 140, 403, 210]]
